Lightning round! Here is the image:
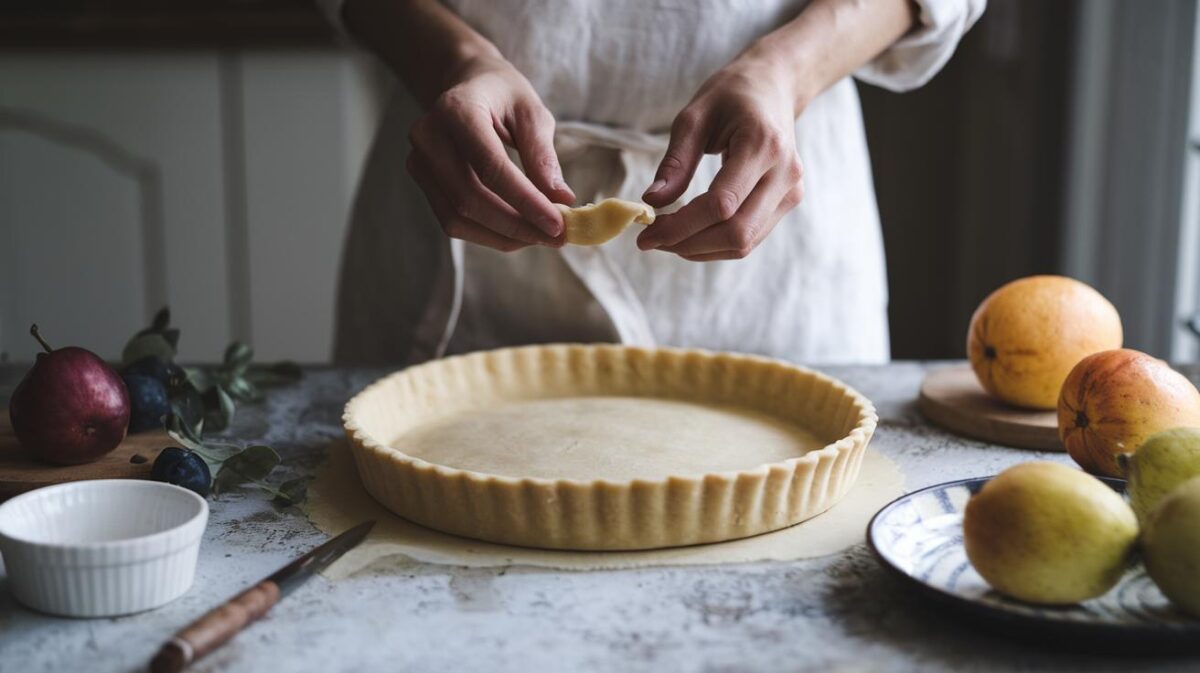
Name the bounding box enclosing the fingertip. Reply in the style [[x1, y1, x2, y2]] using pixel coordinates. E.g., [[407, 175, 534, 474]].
[[529, 228, 561, 247], [536, 174, 574, 204], [535, 214, 563, 237], [551, 184, 576, 206], [542, 225, 567, 248], [527, 196, 564, 236], [636, 231, 660, 251], [645, 179, 691, 209], [642, 193, 668, 208], [639, 177, 663, 203]]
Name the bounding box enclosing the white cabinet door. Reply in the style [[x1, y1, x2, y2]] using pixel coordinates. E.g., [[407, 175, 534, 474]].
[[0, 53, 230, 363], [0, 50, 381, 364]]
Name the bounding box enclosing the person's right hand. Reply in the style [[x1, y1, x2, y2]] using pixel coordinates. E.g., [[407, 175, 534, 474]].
[[406, 55, 575, 251]]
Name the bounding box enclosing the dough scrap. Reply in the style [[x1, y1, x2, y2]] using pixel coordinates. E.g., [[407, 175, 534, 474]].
[[557, 198, 656, 245]]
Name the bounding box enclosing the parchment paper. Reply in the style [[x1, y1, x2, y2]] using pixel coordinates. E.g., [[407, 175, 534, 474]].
[[303, 442, 904, 579]]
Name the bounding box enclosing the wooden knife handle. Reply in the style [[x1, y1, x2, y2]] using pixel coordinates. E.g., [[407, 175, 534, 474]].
[[149, 580, 281, 673]]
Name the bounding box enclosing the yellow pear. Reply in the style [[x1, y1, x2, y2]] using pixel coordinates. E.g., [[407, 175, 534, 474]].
[[963, 462, 1138, 604], [1121, 427, 1200, 525], [1142, 476, 1200, 617]]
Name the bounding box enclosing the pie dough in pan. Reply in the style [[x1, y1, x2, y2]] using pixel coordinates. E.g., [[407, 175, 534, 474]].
[[343, 344, 878, 551]]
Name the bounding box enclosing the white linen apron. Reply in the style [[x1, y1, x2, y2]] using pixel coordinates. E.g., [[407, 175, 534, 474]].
[[325, 0, 985, 365]]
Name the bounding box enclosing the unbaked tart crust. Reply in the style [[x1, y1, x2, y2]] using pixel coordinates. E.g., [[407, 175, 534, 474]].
[[343, 344, 878, 551]]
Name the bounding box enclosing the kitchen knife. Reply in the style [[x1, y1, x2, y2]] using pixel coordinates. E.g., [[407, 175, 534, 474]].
[[149, 520, 375, 673]]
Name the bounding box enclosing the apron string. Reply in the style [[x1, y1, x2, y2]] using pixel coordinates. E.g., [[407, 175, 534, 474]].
[[554, 121, 669, 348]]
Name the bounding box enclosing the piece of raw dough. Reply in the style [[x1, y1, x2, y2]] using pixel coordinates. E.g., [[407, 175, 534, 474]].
[[557, 198, 656, 246]]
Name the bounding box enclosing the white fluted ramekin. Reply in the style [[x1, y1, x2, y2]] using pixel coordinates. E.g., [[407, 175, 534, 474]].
[[0, 479, 208, 617]]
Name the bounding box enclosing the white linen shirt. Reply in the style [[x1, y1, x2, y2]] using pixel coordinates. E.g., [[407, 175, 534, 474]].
[[322, 0, 985, 365]]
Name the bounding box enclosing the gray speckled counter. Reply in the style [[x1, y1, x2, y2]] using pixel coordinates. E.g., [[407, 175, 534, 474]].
[[1, 362, 1197, 673]]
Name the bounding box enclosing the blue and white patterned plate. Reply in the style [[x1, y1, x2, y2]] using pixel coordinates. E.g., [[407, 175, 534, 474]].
[[867, 477, 1200, 650]]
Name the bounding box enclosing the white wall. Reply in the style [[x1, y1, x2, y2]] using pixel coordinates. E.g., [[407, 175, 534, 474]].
[[1173, 4, 1200, 362], [1062, 0, 1199, 360], [0, 49, 383, 364]]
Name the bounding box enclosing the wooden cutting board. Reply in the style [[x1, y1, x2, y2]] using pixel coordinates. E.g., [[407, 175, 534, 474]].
[[0, 413, 171, 500], [918, 365, 1064, 451]]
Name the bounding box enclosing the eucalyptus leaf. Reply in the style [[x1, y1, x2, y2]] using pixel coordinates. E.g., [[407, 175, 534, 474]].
[[212, 472, 238, 497], [224, 342, 254, 374], [201, 439, 243, 453], [171, 387, 206, 432], [133, 308, 180, 350], [121, 333, 175, 366], [150, 307, 171, 333], [218, 385, 235, 423], [229, 445, 279, 480], [273, 477, 308, 505], [188, 451, 223, 475], [192, 439, 243, 463], [134, 307, 171, 338], [225, 376, 262, 403], [165, 411, 204, 449], [213, 445, 281, 495], [204, 386, 236, 432]]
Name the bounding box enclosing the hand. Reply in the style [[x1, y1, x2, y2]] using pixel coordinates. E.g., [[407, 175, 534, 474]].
[[638, 62, 804, 261], [406, 56, 576, 251]]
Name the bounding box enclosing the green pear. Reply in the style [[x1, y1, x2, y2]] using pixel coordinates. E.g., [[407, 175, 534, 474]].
[[1142, 476, 1200, 617], [963, 462, 1139, 604], [1122, 427, 1200, 525]]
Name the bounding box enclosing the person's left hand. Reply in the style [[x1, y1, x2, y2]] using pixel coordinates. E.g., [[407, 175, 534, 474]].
[[638, 62, 804, 261]]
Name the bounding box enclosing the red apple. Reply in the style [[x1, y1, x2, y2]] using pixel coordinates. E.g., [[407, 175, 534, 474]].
[[8, 325, 130, 465]]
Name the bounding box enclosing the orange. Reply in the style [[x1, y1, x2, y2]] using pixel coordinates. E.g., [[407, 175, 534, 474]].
[[967, 275, 1121, 409]]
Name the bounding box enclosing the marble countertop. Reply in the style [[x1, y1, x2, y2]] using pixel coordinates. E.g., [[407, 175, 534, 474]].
[[2, 362, 1198, 673]]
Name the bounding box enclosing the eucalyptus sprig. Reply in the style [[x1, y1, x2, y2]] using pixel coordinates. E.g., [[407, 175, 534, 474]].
[[181, 342, 302, 431], [123, 307, 307, 504], [166, 413, 307, 505], [122, 308, 301, 432], [121, 307, 180, 365]]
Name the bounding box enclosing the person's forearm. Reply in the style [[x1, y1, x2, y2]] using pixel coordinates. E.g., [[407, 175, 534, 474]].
[[342, 0, 502, 108], [739, 0, 917, 114]]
